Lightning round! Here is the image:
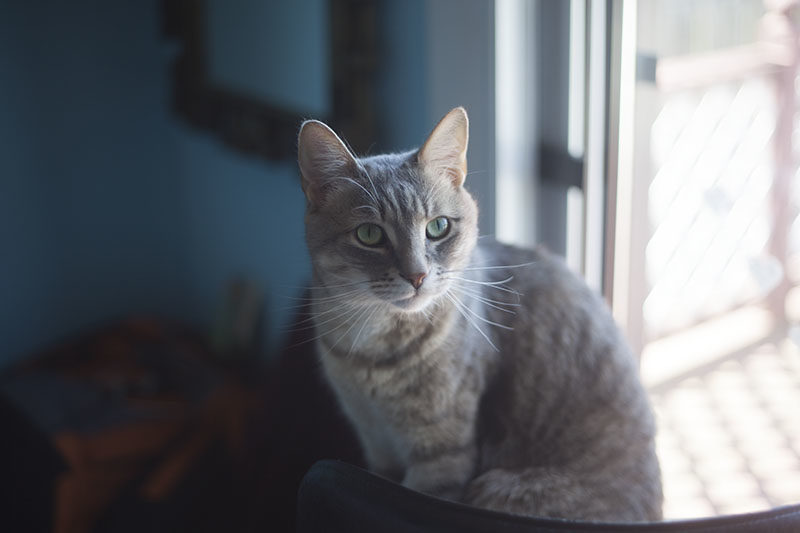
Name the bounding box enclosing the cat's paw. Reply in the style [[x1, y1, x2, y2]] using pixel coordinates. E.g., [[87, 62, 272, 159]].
[[464, 468, 522, 510], [403, 477, 465, 502], [402, 467, 467, 502]]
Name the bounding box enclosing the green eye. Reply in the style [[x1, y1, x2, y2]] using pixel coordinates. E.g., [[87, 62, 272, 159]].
[[426, 217, 450, 239], [356, 223, 385, 246]]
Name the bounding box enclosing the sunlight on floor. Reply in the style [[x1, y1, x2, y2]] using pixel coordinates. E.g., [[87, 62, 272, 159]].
[[643, 307, 800, 519]]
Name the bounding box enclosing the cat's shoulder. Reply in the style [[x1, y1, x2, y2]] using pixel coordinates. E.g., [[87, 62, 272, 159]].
[[475, 238, 568, 276], [475, 238, 594, 299]]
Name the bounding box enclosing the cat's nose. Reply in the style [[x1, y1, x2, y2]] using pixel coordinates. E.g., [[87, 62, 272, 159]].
[[403, 272, 427, 290]]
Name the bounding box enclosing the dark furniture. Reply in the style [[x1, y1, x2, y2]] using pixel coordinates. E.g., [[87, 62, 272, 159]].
[[0, 314, 363, 533], [0, 318, 276, 533], [298, 460, 800, 533]]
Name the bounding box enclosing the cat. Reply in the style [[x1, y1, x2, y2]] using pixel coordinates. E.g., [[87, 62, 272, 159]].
[[296, 107, 663, 522]]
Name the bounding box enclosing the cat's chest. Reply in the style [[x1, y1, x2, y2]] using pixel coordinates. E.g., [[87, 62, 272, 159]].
[[321, 344, 439, 399], [319, 342, 469, 428]]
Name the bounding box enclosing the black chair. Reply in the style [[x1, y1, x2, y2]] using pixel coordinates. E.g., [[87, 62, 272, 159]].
[[297, 460, 800, 533], [0, 392, 66, 533]]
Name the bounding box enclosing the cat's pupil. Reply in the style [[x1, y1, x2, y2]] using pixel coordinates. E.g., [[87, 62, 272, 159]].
[[356, 223, 384, 246], [426, 217, 450, 240]]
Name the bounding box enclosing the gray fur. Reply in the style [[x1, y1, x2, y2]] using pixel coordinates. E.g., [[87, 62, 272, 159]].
[[297, 109, 662, 522]]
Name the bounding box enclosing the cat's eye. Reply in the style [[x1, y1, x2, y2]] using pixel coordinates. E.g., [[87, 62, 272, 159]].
[[426, 217, 450, 240], [356, 223, 385, 246]]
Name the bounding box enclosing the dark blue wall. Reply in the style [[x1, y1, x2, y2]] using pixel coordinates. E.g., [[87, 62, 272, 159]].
[[376, 0, 428, 152], [0, 0, 428, 368], [1, 1, 192, 365]]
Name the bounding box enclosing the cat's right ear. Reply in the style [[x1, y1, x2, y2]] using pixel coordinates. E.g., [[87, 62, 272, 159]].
[[297, 120, 357, 208], [418, 107, 469, 187]]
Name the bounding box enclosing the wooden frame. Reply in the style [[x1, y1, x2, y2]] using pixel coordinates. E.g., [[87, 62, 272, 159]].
[[162, 0, 376, 162]]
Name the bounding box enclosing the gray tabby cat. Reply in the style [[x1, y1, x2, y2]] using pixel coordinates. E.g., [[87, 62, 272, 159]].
[[297, 107, 662, 522]]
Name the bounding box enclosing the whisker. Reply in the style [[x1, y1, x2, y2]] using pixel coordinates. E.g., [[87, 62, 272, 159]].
[[465, 169, 488, 178], [444, 276, 522, 297], [455, 285, 518, 314], [283, 286, 367, 303], [327, 303, 375, 353], [330, 176, 379, 207], [307, 280, 372, 290], [281, 292, 369, 311], [280, 280, 368, 291], [450, 291, 514, 331], [288, 303, 365, 349], [347, 303, 381, 356], [352, 158, 381, 203], [453, 282, 520, 304], [352, 205, 381, 216], [280, 296, 360, 312], [445, 292, 498, 351], [286, 299, 362, 332], [361, 168, 381, 206], [446, 261, 537, 273]]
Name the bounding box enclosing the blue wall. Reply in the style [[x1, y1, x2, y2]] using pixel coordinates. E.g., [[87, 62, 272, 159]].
[[207, 0, 330, 116], [174, 134, 310, 344], [375, 0, 429, 151], [1, 1, 191, 365], [0, 0, 309, 366], [0, 0, 429, 368]]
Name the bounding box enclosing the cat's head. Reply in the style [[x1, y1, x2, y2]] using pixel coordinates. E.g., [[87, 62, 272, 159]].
[[297, 107, 479, 314]]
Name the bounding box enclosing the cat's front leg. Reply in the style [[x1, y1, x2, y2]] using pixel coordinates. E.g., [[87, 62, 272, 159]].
[[395, 360, 483, 501], [401, 437, 477, 501], [362, 437, 404, 482]]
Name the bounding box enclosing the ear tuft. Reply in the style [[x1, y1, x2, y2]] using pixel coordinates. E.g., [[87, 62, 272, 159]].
[[418, 107, 469, 187], [297, 120, 357, 207]]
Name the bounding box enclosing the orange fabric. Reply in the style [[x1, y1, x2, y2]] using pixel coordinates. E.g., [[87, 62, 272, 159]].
[[12, 318, 257, 533]]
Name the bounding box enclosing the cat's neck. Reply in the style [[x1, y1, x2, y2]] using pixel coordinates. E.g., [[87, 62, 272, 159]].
[[312, 287, 462, 361]]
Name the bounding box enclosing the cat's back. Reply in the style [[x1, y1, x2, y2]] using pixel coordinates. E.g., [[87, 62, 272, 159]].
[[473, 239, 615, 347], [471, 239, 659, 485]]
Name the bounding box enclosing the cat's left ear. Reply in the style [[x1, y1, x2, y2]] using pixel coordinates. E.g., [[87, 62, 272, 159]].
[[298, 120, 358, 208], [418, 107, 469, 187]]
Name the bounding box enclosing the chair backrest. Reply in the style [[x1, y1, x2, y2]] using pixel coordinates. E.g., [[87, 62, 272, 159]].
[[297, 460, 800, 533]]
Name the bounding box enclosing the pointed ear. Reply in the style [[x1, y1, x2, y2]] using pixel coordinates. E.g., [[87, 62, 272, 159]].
[[418, 107, 469, 187], [297, 120, 357, 207]]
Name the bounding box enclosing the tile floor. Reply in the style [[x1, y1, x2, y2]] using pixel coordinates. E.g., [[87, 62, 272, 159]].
[[645, 324, 800, 519]]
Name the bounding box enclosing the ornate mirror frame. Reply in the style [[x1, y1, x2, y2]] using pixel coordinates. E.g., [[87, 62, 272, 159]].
[[162, 0, 377, 161]]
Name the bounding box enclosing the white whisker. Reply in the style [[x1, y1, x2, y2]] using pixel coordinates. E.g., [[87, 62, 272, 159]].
[[352, 205, 381, 216], [455, 284, 519, 314], [284, 286, 368, 303], [444, 275, 522, 297], [348, 303, 381, 356], [290, 303, 366, 349], [453, 282, 519, 303], [308, 280, 372, 290], [360, 165, 381, 205], [331, 175, 379, 206], [450, 291, 514, 331], [445, 292, 498, 351], [447, 261, 537, 273], [327, 303, 376, 353], [281, 280, 368, 291], [287, 299, 364, 332]]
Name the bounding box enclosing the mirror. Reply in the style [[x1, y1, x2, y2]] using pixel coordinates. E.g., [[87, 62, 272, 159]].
[[163, 0, 376, 161]]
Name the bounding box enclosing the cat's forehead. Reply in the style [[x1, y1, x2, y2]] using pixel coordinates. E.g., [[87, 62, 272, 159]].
[[358, 151, 418, 182], [354, 152, 454, 219]]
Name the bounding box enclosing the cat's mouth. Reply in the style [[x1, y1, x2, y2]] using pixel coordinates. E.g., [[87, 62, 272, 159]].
[[391, 291, 435, 312]]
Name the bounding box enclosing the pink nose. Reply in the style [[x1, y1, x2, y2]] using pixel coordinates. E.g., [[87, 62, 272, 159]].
[[404, 272, 427, 290]]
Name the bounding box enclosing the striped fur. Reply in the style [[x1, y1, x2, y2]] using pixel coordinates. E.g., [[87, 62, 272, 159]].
[[297, 108, 662, 521]]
